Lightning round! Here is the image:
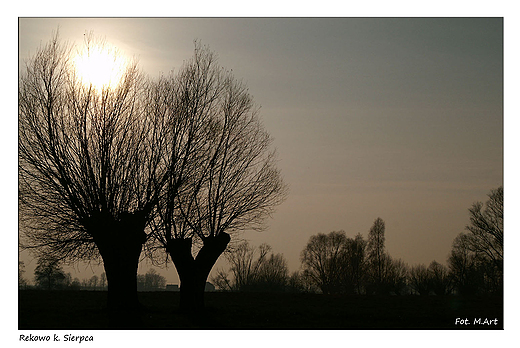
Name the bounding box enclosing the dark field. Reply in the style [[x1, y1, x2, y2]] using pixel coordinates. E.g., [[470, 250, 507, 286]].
[[19, 290, 503, 330]]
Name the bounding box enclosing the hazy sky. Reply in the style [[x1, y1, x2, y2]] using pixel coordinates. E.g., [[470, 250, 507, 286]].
[[17, 17, 503, 284]]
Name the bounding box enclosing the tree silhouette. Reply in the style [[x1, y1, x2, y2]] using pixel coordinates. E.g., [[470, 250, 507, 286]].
[[100, 272, 107, 289], [19, 32, 167, 326], [300, 231, 350, 294], [342, 233, 367, 294], [465, 186, 503, 293], [20, 33, 286, 319], [384, 257, 409, 295], [448, 187, 503, 295], [19, 261, 28, 289], [448, 233, 482, 295], [255, 253, 289, 292], [146, 43, 287, 310], [215, 242, 271, 291], [409, 264, 430, 295], [136, 269, 166, 291], [366, 217, 387, 294], [286, 271, 312, 293], [34, 257, 66, 290], [466, 187, 503, 262], [212, 242, 289, 292], [88, 275, 99, 290], [428, 260, 451, 296]]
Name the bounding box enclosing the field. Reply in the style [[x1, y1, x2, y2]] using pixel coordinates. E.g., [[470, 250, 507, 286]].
[[18, 290, 503, 330]]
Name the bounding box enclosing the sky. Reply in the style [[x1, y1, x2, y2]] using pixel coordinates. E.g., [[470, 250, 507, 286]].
[[17, 17, 504, 286]]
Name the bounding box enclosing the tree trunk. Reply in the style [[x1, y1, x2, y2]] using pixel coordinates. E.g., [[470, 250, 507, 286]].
[[91, 213, 147, 328], [167, 232, 231, 311], [102, 251, 142, 327]]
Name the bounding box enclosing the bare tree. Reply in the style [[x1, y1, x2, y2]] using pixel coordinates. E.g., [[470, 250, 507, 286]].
[[409, 264, 430, 295], [147, 43, 287, 310], [465, 186, 503, 293], [88, 275, 99, 290], [212, 241, 288, 292], [342, 233, 367, 294], [465, 187, 503, 265], [19, 261, 28, 289], [447, 187, 503, 295], [212, 269, 234, 291], [300, 231, 349, 294], [34, 257, 66, 290], [144, 268, 167, 290], [19, 32, 167, 325], [69, 276, 82, 290], [20, 33, 285, 317], [366, 217, 386, 294], [428, 260, 451, 296], [100, 272, 107, 289], [385, 257, 409, 295], [255, 253, 289, 292], [287, 271, 312, 293], [226, 242, 271, 291], [448, 233, 482, 295]]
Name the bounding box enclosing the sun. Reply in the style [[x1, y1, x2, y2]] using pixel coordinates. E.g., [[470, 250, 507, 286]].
[[73, 43, 127, 91]]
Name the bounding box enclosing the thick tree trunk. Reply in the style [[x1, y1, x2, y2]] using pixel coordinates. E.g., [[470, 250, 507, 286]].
[[167, 232, 230, 311], [101, 250, 142, 328], [90, 213, 147, 328]]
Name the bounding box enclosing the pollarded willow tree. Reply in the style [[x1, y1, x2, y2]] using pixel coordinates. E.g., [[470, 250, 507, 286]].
[[20, 32, 286, 317], [19, 32, 169, 325], [146, 43, 287, 310]]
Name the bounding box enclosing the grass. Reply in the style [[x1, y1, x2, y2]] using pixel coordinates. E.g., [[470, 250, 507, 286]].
[[18, 290, 503, 330]]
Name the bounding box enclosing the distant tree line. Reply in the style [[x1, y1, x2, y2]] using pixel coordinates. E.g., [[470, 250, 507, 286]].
[[19, 258, 167, 292], [136, 269, 167, 291], [212, 187, 503, 296]]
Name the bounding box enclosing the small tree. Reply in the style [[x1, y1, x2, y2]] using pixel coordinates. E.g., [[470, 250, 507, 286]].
[[226, 242, 271, 291], [144, 269, 166, 290], [253, 253, 289, 292], [19, 261, 28, 289], [136, 274, 146, 291], [63, 273, 73, 288], [428, 261, 451, 296], [212, 241, 289, 292], [211, 269, 233, 292], [137, 269, 166, 291], [69, 276, 81, 290], [342, 233, 367, 294], [100, 272, 107, 289], [385, 257, 409, 295], [366, 218, 387, 294], [34, 257, 66, 290], [300, 231, 349, 294], [448, 233, 482, 296], [286, 271, 310, 293], [409, 264, 430, 296], [88, 275, 99, 290]]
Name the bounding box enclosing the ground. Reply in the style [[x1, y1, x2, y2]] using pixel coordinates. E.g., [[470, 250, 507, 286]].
[[18, 290, 503, 329]]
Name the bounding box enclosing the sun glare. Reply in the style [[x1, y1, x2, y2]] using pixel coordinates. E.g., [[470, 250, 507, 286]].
[[73, 44, 127, 91]]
